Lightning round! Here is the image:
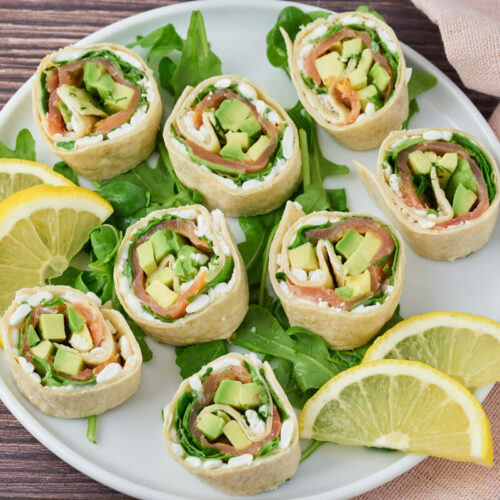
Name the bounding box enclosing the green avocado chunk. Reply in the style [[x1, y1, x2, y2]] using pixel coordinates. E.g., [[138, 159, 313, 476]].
[[223, 420, 252, 449], [150, 229, 184, 262], [246, 135, 271, 161], [66, 306, 86, 334], [215, 99, 251, 131], [104, 83, 135, 114], [53, 348, 84, 376], [335, 286, 354, 300], [214, 379, 242, 406], [196, 413, 226, 441], [357, 48, 373, 74], [220, 132, 249, 160], [57, 84, 107, 117], [31, 340, 54, 361], [288, 242, 319, 271], [452, 183, 477, 216], [446, 158, 477, 201], [239, 382, 263, 409], [336, 230, 364, 259], [83, 62, 114, 100], [137, 239, 157, 275], [27, 325, 41, 348], [239, 116, 261, 138], [369, 62, 390, 94], [343, 251, 370, 276], [357, 85, 380, 111], [342, 38, 363, 58], [39, 314, 66, 342]]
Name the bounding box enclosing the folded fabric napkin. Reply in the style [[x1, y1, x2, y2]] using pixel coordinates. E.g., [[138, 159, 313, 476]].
[[412, 0, 500, 138]]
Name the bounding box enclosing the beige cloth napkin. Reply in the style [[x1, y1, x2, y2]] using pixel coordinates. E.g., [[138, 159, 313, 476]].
[[411, 0, 500, 138], [353, 383, 500, 499]]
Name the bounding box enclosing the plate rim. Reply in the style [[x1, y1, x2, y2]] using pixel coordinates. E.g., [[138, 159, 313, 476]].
[[0, 1, 496, 499]]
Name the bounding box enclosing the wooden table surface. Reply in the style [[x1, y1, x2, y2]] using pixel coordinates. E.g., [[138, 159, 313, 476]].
[[0, 1, 497, 499]]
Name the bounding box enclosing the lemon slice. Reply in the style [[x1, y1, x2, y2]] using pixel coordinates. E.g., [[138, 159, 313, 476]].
[[0, 158, 74, 201], [299, 359, 493, 466], [363, 311, 500, 390], [0, 184, 112, 312]]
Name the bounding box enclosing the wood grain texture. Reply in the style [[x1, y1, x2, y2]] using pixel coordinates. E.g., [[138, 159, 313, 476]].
[[0, 1, 497, 499]]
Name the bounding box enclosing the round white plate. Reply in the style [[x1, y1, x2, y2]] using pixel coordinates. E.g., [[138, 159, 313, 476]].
[[0, 1, 497, 499]]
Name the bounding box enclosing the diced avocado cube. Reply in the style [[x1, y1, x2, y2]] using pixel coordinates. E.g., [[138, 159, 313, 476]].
[[214, 379, 242, 406], [446, 158, 477, 200], [357, 48, 373, 73], [408, 150, 432, 175], [246, 135, 271, 161], [104, 82, 135, 114], [146, 281, 179, 308], [57, 84, 107, 117], [39, 314, 66, 342], [342, 38, 363, 58], [356, 232, 382, 263], [357, 85, 380, 111], [196, 413, 226, 441], [239, 116, 261, 138], [315, 51, 345, 83], [148, 267, 175, 287], [31, 340, 55, 361], [369, 63, 390, 94], [27, 325, 41, 347], [223, 420, 252, 450], [215, 99, 251, 132], [53, 348, 84, 376], [452, 183, 477, 216], [288, 242, 319, 271], [57, 101, 72, 127], [83, 62, 114, 100], [335, 286, 353, 299], [343, 252, 370, 276], [335, 230, 363, 259], [345, 269, 371, 299], [436, 153, 458, 187], [69, 324, 93, 352], [150, 230, 184, 262], [66, 306, 86, 334], [220, 132, 249, 160], [348, 67, 368, 90], [177, 245, 209, 265], [239, 382, 263, 409], [137, 240, 157, 275], [424, 151, 438, 163]]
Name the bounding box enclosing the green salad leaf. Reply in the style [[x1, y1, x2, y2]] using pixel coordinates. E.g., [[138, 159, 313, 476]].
[[0, 129, 36, 161], [87, 415, 98, 444], [175, 340, 228, 378], [403, 72, 438, 128], [53, 161, 79, 185], [356, 5, 386, 22]]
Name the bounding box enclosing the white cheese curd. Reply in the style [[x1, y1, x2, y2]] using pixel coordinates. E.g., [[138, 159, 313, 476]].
[[90, 346, 105, 356], [96, 363, 122, 383], [406, 67, 413, 84], [125, 355, 137, 368], [422, 130, 444, 141], [30, 372, 42, 384], [245, 409, 265, 435], [62, 291, 82, 303], [215, 78, 232, 89], [71, 332, 92, 352], [202, 459, 222, 470], [130, 107, 147, 126], [309, 269, 324, 282], [384, 284, 394, 295], [17, 356, 35, 373], [237, 83, 257, 100], [172, 138, 189, 156], [107, 123, 133, 140], [259, 405, 268, 415], [185, 294, 210, 314], [318, 301, 329, 309], [188, 374, 202, 392], [113, 49, 142, 69], [11, 329, 19, 347], [414, 209, 427, 216], [195, 214, 213, 239], [210, 357, 242, 372], [119, 335, 131, 360], [342, 15, 364, 25], [27, 291, 53, 307], [418, 219, 436, 229], [291, 268, 308, 281], [365, 20, 376, 28], [169, 208, 198, 220], [279, 281, 291, 296], [9, 304, 32, 326], [389, 174, 402, 197], [310, 25, 328, 39], [365, 102, 376, 116], [185, 456, 202, 468], [441, 131, 452, 141], [241, 179, 262, 190], [86, 291, 102, 306], [427, 213, 437, 219], [171, 443, 184, 457], [266, 110, 282, 126], [254, 99, 268, 115], [74, 134, 104, 148], [298, 44, 313, 71], [351, 303, 382, 313], [306, 216, 329, 226], [191, 252, 207, 264], [218, 240, 231, 257], [49, 384, 75, 391], [282, 126, 294, 160], [279, 420, 294, 449], [227, 454, 253, 468], [376, 28, 397, 53]]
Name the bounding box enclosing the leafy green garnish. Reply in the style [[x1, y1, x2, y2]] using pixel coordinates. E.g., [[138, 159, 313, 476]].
[[356, 5, 386, 22], [402, 72, 438, 129], [53, 161, 79, 185], [87, 415, 97, 444], [175, 340, 228, 378], [56, 141, 75, 151], [0, 129, 36, 161]]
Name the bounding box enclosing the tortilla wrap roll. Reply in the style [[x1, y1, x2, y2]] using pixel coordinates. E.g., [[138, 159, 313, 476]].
[[114, 205, 248, 345], [163, 75, 302, 216], [32, 43, 163, 180], [354, 128, 500, 261], [269, 201, 406, 349], [162, 352, 300, 495], [283, 11, 408, 150], [1, 286, 142, 418]]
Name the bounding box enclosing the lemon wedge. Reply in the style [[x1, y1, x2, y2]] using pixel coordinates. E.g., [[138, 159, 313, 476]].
[[0, 158, 74, 201], [299, 359, 493, 466], [0, 184, 112, 311], [363, 311, 500, 390]]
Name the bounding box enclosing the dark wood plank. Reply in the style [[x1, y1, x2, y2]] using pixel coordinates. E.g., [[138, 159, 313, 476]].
[[0, 1, 497, 499]]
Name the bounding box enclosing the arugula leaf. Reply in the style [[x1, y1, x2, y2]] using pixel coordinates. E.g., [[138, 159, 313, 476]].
[[175, 340, 229, 378], [89, 225, 122, 263], [127, 24, 184, 62], [356, 5, 386, 22], [53, 161, 79, 185], [0, 129, 36, 161], [98, 180, 148, 218], [403, 72, 438, 129]]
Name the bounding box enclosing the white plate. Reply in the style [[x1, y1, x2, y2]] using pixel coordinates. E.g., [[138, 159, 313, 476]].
[[0, 1, 498, 499]]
